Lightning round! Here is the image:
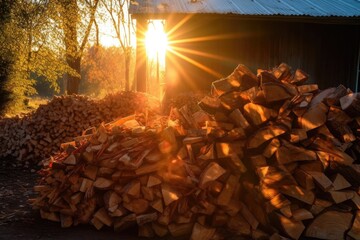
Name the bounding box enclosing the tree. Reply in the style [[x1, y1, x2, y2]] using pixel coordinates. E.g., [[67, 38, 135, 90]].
[[101, 0, 134, 91], [81, 45, 125, 96], [0, 0, 15, 115], [0, 0, 70, 114], [58, 0, 100, 94]]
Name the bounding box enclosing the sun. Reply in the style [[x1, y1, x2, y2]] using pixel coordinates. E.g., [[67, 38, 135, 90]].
[[145, 20, 167, 65]]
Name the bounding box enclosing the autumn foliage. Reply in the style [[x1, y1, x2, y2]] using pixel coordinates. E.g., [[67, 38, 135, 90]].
[[81, 45, 131, 97]]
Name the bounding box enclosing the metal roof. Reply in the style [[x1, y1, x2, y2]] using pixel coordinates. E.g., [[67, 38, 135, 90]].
[[130, 0, 360, 17]]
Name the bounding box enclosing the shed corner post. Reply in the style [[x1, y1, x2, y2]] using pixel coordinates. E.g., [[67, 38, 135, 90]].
[[135, 17, 147, 93]]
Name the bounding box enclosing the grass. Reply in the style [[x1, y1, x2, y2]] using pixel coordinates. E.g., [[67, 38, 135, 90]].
[[4, 97, 50, 118]]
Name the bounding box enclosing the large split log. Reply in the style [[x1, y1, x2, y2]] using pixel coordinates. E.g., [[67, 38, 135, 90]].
[[305, 210, 353, 239]]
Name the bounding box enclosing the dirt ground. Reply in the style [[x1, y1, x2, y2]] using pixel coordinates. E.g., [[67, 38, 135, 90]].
[[0, 158, 160, 240]]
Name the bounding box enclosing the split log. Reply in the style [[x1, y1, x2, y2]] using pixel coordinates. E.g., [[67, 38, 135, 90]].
[[348, 211, 360, 240], [243, 103, 276, 126], [248, 125, 286, 149], [262, 82, 294, 102], [274, 213, 305, 240], [305, 210, 353, 239], [340, 93, 360, 117], [298, 103, 328, 131]]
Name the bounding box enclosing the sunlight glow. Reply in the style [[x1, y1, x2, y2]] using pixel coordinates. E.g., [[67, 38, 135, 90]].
[[145, 20, 167, 64], [141, 15, 245, 96]]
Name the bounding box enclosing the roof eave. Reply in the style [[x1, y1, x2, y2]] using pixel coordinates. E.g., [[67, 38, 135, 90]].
[[130, 12, 360, 25]]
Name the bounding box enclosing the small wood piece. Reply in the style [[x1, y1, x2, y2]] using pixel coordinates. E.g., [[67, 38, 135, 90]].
[[275, 63, 292, 79], [306, 171, 333, 191], [160, 127, 178, 153], [329, 190, 354, 204], [289, 128, 307, 143], [91, 217, 104, 230], [305, 210, 353, 239], [309, 198, 333, 216], [141, 186, 154, 202], [230, 64, 258, 91], [267, 193, 291, 210], [104, 191, 121, 212], [198, 96, 221, 114], [279, 205, 292, 218], [216, 142, 231, 159], [293, 169, 315, 190], [227, 215, 251, 236], [292, 208, 313, 221], [219, 88, 258, 110], [123, 199, 149, 214], [206, 120, 234, 131], [80, 178, 93, 193], [114, 213, 136, 232], [135, 160, 168, 175], [217, 174, 240, 206], [291, 68, 309, 84], [199, 162, 226, 188], [63, 154, 77, 165], [229, 152, 247, 173], [147, 175, 162, 187], [340, 92, 360, 117], [240, 202, 259, 229], [263, 138, 281, 158], [276, 142, 317, 164], [352, 193, 360, 210], [136, 212, 158, 225], [331, 173, 351, 191], [243, 102, 276, 126], [162, 185, 181, 206], [348, 211, 360, 239], [280, 185, 315, 205], [151, 199, 164, 213], [275, 213, 305, 240], [94, 177, 113, 190], [221, 198, 241, 216], [229, 108, 251, 130], [298, 103, 328, 131], [60, 214, 73, 228], [211, 77, 237, 97], [190, 223, 216, 240], [138, 224, 155, 238], [124, 181, 141, 198], [262, 82, 294, 102], [248, 125, 286, 149], [297, 84, 318, 94], [258, 166, 296, 187], [94, 208, 113, 227], [250, 155, 267, 168], [152, 222, 168, 237], [168, 223, 194, 237], [212, 212, 229, 227], [83, 165, 98, 180]]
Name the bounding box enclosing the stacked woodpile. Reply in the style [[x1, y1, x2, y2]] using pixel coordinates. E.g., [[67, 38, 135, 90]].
[[164, 91, 206, 114], [32, 63, 360, 240], [0, 91, 160, 162]]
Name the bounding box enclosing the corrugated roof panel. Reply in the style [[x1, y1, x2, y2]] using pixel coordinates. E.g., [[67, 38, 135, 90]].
[[253, 0, 300, 15], [315, 0, 360, 16], [281, 0, 329, 16], [130, 0, 360, 17]]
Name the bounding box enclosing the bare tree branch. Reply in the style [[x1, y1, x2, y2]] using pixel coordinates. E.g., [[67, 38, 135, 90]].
[[79, 0, 99, 55]]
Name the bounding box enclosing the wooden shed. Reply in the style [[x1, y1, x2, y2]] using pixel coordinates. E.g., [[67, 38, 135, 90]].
[[130, 0, 360, 97]]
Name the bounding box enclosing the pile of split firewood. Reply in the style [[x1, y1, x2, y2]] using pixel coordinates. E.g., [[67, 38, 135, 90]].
[[31, 63, 360, 240], [0, 91, 160, 162]]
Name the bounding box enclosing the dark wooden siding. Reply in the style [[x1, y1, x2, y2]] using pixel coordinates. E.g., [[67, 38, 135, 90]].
[[165, 15, 360, 93]]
